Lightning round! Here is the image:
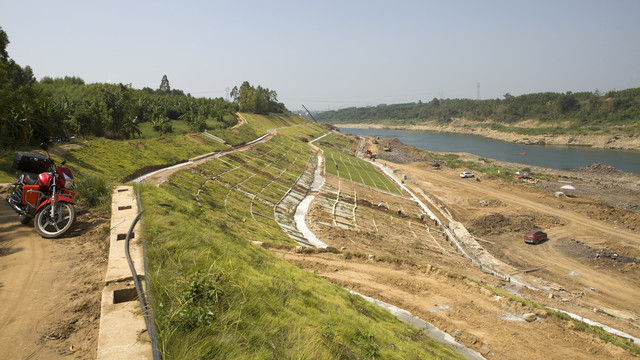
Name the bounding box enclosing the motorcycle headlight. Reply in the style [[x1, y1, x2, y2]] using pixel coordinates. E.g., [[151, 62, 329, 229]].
[[63, 173, 73, 189]]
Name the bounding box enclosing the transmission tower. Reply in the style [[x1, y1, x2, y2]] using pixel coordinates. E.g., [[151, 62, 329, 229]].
[[476, 82, 481, 100]]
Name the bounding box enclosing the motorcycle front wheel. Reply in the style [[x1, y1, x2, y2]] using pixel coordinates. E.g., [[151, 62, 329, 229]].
[[34, 202, 76, 238]]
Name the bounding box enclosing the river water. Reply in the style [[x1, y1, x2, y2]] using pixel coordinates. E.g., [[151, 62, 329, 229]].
[[338, 127, 640, 174]]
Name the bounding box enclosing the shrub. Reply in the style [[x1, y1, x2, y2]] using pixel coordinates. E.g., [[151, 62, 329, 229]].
[[74, 174, 112, 208]]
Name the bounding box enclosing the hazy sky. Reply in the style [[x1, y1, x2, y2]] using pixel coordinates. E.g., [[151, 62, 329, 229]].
[[2, 0, 639, 111]]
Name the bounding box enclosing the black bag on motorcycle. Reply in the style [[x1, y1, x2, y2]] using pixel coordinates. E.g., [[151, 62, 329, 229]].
[[12, 152, 50, 173]]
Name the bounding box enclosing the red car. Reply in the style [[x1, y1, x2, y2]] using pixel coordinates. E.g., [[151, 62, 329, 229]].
[[524, 230, 547, 244]]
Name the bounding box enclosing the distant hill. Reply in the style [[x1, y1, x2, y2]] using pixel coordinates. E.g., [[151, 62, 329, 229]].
[[315, 88, 640, 134]]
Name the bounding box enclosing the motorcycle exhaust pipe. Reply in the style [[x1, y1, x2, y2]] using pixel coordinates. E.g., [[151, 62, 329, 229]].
[[6, 195, 24, 213]]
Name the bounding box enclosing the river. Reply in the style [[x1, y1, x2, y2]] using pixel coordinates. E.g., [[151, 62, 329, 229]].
[[338, 127, 640, 174]]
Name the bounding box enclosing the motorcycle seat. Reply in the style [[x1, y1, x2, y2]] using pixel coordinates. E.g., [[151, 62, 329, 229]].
[[23, 173, 39, 185]]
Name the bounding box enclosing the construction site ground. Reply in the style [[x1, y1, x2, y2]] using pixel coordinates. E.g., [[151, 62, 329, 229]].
[[274, 136, 640, 359], [1, 128, 639, 359]]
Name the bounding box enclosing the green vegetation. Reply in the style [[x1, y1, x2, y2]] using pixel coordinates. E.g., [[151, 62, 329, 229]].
[[73, 174, 112, 209], [0, 27, 292, 149], [0, 113, 308, 183], [429, 153, 517, 182], [141, 120, 462, 358], [230, 81, 287, 114], [316, 134, 401, 194], [316, 89, 640, 135]]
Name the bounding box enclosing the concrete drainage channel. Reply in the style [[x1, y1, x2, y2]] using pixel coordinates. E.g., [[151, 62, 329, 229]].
[[349, 290, 485, 360], [97, 185, 153, 359]]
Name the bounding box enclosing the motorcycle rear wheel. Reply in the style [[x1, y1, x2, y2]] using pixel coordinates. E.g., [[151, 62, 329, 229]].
[[34, 202, 76, 238]]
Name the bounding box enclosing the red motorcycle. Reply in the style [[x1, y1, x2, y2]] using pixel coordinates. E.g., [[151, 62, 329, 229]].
[[6, 143, 76, 238]]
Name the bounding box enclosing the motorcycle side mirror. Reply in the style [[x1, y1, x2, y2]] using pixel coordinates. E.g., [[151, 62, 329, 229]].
[[40, 143, 49, 151]]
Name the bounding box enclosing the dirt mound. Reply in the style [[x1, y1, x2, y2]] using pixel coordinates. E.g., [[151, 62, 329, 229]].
[[573, 162, 625, 175], [375, 138, 433, 164], [469, 213, 564, 236]]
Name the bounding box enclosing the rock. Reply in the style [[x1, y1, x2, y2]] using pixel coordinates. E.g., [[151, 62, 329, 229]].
[[480, 341, 492, 355], [368, 254, 375, 260], [294, 246, 304, 253], [523, 313, 537, 322], [252, 241, 265, 247], [548, 293, 554, 299], [534, 309, 547, 318]]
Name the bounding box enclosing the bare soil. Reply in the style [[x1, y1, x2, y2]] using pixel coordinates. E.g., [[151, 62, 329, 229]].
[[274, 136, 640, 359], [0, 186, 109, 360]]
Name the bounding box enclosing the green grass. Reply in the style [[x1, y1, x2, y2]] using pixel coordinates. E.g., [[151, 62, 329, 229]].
[[0, 152, 15, 182], [65, 135, 228, 182], [240, 113, 310, 134], [0, 113, 313, 183], [136, 115, 239, 139], [141, 139, 464, 358], [319, 145, 401, 195], [316, 132, 356, 155], [429, 152, 555, 184], [314, 132, 402, 194], [73, 174, 112, 209]]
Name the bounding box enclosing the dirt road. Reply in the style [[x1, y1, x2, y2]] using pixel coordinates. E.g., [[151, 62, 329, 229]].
[[0, 195, 108, 359]]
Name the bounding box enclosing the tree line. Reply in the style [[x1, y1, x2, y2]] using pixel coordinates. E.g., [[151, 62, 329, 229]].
[[316, 89, 640, 133], [0, 27, 288, 149], [230, 81, 287, 114]]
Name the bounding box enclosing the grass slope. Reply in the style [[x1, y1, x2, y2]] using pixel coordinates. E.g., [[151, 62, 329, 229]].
[[141, 120, 462, 359], [316, 133, 401, 195], [0, 113, 310, 183]]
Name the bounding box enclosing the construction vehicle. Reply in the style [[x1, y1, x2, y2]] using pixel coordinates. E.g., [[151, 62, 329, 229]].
[[383, 141, 391, 152], [364, 149, 377, 160]]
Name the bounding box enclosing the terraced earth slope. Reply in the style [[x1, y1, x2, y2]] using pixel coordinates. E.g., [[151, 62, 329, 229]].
[[140, 116, 465, 359]]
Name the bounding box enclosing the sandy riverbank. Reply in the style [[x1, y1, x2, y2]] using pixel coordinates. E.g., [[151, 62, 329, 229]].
[[338, 120, 640, 150]]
